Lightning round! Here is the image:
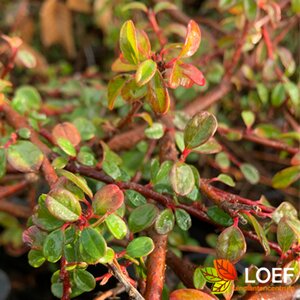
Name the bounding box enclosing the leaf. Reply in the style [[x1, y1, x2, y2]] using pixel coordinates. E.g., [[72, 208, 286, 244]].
[[121, 78, 147, 101], [145, 122, 164, 140], [243, 0, 257, 21], [175, 208, 192, 231], [111, 58, 137, 72], [105, 213, 127, 240], [122, 2, 148, 12], [43, 229, 64, 263], [211, 280, 231, 294], [200, 267, 222, 282], [179, 20, 201, 58], [126, 237, 154, 258], [146, 70, 170, 114], [155, 208, 175, 234], [0, 149, 7, 178], [193, 267, 206, 289], [170, 289, 215, 300], [170, 162, 195, 196], [256, 83, 269, 104], [119, 20, 139, 65], [184, 112, 218, 150], [241, 110, 255, 129], [247, 214, 270, 255], [136, 59, 157, 86], [73, 269, 96, 292], [52, 122, 81, 147], [153, 2, 177, 13], [192, 138, 222, 154], [128, 203, 159, 233], [136, 29, 152, 61], [214, 259, 237, 280], [292, 0, 300, 13], [277, 218, 296, 252], [216, 225, 246, 263], [28, 249, 45, 268], [272, 202, 298, 224], [7, 141, 44, 173], [271, 83, 286, 107], [219, 0, 237, 10], [79, 227, 107, 263], [107, 75, 128, 110], [207, 206, 233, 227], [52, 156, 68, 169], [284, 81, 299, 107], [57, 137, 76, 157], [99, 247, 115, 264], [92, 184, 124, 216], [216, 152, 230, 169], [272, 166, 300, 189], [283, 259, 300, 285], [240, 163, 260, 184], [46, 188, 81, 222], [181, 63, 205, 86], [216, 174, 235, 187], [168, 61, 193, 89], [125, 190, 147, 208], [23, 225, 47, 247]]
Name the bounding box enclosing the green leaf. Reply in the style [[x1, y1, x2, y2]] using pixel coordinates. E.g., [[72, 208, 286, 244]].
[[105, 213, 127, 239], [241, 110, 255, 128], [155, 208, 175, 234], [122, 2, 148, 12], [128, 203, 159, 233], [219, 0, 237, 10], [12, 85, 41, 114], [153, 1, 177, 13], [136, 59, 157, 86], [57, 137, 76, 157], [17, 127, 31, 139], [107, 75, 128, 110], [57, 169, 93, 199], [216, 225, 246, 263], [28, 249, 45, 268], [175, 208, 192, 231], [271, 83, 286, 107], [125, 190, 147, 208], [43, 229, 64, 263], [120, 20, 139, 65], [292, 0, 300, 13], [146, 70, 170, 114], [0, 149, 6, 178], [73, 269, 96, 292], [207, 206, 233, 227], [92, 184, 124, 215], [283, 259, 300, 285], [277, 218, 296, 252], [193, 267, 206, 289], [77, 147, 96, 167], [73, 118, 96, 141], [145, 122, 164, 139], [243, 0, 257, 20], [200, 267, 222, 283], [247, 214, 270, 255], [52, 156, 68, 169], [184, 112, 218, 149], [216, 152, 230, 169], [216, 174, 235, 187], [126, 237, 154, 258], [99, 247, 115, 264], [272, 165, 300, 189], [7, 141, 44, 173], [272, 202, 298, 224], [179, 20, 201, 58], [192, 138, 222, 154], [46, 188, 82, 222], [240, 163, 260, 184], [284, 81, 299, 107], [79, 227, 107, 263], [170, 162, 195, 196], [256, 83, 269, 104]]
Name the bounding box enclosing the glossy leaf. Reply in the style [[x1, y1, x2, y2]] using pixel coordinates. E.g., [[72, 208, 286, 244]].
[[28, 249, 45, 268], [146, 71, 170, 114], [57, 137, 76, 157], [179, 20, 201, 58], [207, 206, 233, 227], [271, 83, 286, 107], [0, 149, 6, 178], [184, 112, 218, 149], [92, 184, 124, 216], [46, 188, 81, 222], [43, 229, 64, 263], [277, 218, 296, 252], [240, 163, 260, 184], [136, 59, 157, 86], [216, 225, 246, 263], [128, 203, 159, 233], [73, 269, 96, 292], [170, 289, 215, 300], [200, 268, 222, 282], [272, 166, 300, 189], [126, 236, 154, 258], [216, 174, 235, 187], [170, 162, 195, 196], [99, 247, 115, 264], [241, 110, 255, 129], [155, 208, 175, 234], [145, 122, 164, 139], [193, 267, 206, 289], [181, 63, 205, 86], [105, 213, 127, 239], [283, 260, 300, 285], [107, 75, 128, 110], [73, 118, 96, 141], [272, 202, 298, 224], [79, 227, 107, 263], [175, 208, 192, 231], [7, 141, 44, 173], [192, 138, 222, 154], [211, 280, 231, 294], [214, 259, 237, 280], [52, 122, 81, 147], [125, 190, 147, 208], [119, 20, 139, 65]]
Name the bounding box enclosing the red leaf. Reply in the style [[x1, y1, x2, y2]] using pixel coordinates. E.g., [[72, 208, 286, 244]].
[[214, 259, 237, 281], [181, 63, 205, 86], [170, 289, 215, 300]]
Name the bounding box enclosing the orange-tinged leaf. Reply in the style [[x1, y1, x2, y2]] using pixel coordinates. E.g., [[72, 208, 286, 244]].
[[111, 58, 137, 72], [214, 259, 237, 281], [211, 280, 231, 294], [136, 29, 151, 61], [52, 122, 81, 147], [107, 75, 129, 109], [181, 63, 205, 86], [146, 70, 170, 114], [200, 267, 223, 282], [179, 20, 201, 58], [169, 61, 193, 89], [135, 59, 157, 86], [170, 289, 215, 300]]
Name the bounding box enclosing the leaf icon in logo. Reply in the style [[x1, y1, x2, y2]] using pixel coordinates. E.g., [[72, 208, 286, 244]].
[[214, 259, 237, 280], [211, 279, 231, 294], [200, 267, 222, 283]]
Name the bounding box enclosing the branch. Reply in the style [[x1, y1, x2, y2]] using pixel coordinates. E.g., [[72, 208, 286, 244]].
[[0, 199, 31, 218]]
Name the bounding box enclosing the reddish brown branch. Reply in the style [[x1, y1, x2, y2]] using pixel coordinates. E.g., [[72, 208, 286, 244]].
[[0, 199, 31, 218], [0, 180, 28, 199]]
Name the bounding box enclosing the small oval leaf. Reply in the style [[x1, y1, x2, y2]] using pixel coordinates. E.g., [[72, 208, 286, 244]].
[[126, 236, 154, 258]]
